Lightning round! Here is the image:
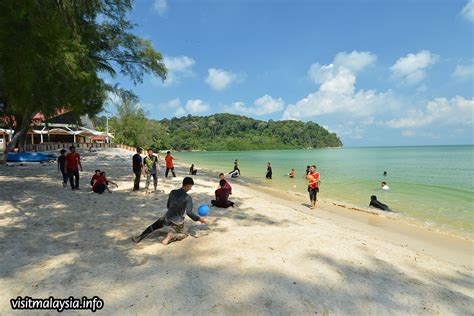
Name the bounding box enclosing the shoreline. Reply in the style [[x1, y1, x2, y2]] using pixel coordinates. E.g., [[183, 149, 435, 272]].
[[182, 163, 473, 267], [1, 148, 472, 314], [180, 161, 473, 242]]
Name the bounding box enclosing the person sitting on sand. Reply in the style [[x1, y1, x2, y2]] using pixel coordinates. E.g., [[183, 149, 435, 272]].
[[190, 164, 197, 175], [289, 168, 295, 178], [218, 173, 232, 194], [381, 181, 390, 190], [369, 195, 390, 211], [165, 151, 177, 178], [132, 177, 206, 245], [306, 165, 320, 209], [266, 162, 272, 179], [211, 179, 235, 208], [90, 169, 101, 186], [143, 149, 159, 193], [57, 149, 68, 187], [92, 172, 116, 194]]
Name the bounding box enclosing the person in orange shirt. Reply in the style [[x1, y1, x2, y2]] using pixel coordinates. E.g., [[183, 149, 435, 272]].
[[288, 168, 295, 178], [165, 151, 177, 178], [306, 165, 320, 209]]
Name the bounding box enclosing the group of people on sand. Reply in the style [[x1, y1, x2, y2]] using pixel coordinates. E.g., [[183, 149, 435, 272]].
[[132, 147, 178, 193], [264, 162, 321, 209], [132, 153, 236, 246], [57, 146, 118, 194], [57, 146, 82, 190]]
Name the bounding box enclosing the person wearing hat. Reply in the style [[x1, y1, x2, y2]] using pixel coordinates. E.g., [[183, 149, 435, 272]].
[[132, 147, 143, 191]]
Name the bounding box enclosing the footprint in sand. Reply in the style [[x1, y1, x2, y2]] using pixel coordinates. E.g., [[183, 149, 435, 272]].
[[188, 272, 211, 297], [130, 256, 148, 267]]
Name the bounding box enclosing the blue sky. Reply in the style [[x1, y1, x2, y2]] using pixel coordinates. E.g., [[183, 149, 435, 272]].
[[105, 0, 474, 147]]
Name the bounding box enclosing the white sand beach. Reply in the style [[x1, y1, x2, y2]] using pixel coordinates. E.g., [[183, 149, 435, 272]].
[[0, 148, 473, 315]]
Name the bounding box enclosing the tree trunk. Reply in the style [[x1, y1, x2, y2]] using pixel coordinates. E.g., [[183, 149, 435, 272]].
[[2, 112, 36, 162]]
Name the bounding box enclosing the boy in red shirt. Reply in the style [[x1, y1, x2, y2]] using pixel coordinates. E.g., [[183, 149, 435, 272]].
[[218, 173, 232, 194], [306, 165, 320, 209], [65, 146, 82, 190], [211, 179, 235, 208], [165, 151, 177, 178], [90, 170, 101, 186]]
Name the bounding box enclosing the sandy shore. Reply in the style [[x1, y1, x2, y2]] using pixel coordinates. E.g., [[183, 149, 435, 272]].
[[0, 148, 472, 315]]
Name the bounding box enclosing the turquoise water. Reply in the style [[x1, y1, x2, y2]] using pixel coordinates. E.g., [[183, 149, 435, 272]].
[[177, 146, 474, 234]]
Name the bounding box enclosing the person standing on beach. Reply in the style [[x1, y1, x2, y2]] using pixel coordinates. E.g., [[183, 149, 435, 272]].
[[306, 165, 320, 209], [229, 159, 241, 175], [266, 162, 272, 179], [144, 149, 159, 192], [165, 151, 177, 177], [132, 177, 206, 245], [65, 146, 82, 190], [57, 149, 68, 187], [132, 147, 143, 191]]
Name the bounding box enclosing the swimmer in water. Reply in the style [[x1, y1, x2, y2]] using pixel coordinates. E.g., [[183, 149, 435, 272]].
[[288, 168, 295, 178], [381, 181, 389, 190], [369, 195, 390, 211]]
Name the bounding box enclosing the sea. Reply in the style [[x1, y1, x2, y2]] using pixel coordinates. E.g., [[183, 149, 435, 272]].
[[177, 145, 474, 235]]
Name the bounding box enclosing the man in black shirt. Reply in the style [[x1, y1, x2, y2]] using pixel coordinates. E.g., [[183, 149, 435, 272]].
[[57, 149, 68, 187], [132, 177, 206, 245], [132, 147, 143, 191]]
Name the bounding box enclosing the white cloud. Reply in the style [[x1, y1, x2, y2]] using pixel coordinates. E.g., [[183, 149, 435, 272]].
[[232, 95, 285, 115], [308, 51, 376, 84], [153, 0, 168, 16], [390, 50, 439, 85], [386, 96, 474, 129], [283, 51, 396, 120], [461, 0, 474, 22], [205, 68, 243, 91], [453, 63, 474, 80], [185, 99, 210, 113], [152, 56, 195, 87], [160, 98, 210, 117]]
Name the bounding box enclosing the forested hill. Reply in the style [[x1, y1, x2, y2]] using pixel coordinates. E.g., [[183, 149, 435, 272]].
[[158, 114, 342, 151]]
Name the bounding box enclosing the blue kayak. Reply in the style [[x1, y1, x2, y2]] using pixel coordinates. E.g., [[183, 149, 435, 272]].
[[7, 152, 56, 162]]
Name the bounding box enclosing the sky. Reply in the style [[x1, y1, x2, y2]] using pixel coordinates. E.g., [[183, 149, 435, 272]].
[[104, 0, 474, 147]]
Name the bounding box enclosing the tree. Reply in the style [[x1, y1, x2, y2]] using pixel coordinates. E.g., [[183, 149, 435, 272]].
[[0, 0, 166, 160], [109, 90, 169, 149]]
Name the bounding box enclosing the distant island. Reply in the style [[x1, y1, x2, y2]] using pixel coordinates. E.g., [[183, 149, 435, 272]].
[[97, 113, 342, 151]]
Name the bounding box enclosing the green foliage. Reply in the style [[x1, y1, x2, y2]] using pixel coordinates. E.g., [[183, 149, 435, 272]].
[[108, 91, 170, 149], [159, 114, 342, 150], [0, 0, 166, 153], [104, 112, 342, 150]]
